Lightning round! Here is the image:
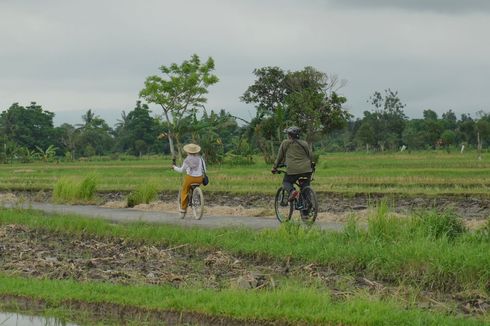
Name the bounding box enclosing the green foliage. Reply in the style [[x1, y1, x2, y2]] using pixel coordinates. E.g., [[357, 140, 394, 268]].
[[75, 110, 114, 157], [35, 145, 58, 162], [127, 181, 158, 207], [113, 101, 161, 156], [241, 65, 351, 162], [0, 102, 56, 151], [185, 110, 239, 164], [285, 67, 351, 143], [52, 174, 97, 203], [410, 210, 466, 240], [17, 147, 39, 163], [139, 54, 219, 159]]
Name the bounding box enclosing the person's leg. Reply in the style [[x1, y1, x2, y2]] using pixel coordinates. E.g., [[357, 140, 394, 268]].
[[283, 174, 301, 201], [181, 175, 204, 211], [299, 172, 312, 189], [282, 174, 295, 193], [180, 175, 193, 213]]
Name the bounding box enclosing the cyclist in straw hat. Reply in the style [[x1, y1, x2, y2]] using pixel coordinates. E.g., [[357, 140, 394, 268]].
[[172, 143, 206, 218]]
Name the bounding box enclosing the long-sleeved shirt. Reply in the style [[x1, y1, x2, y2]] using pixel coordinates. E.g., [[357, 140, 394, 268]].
[[274, 139, 313, 175], [173, 154, 206, 177]]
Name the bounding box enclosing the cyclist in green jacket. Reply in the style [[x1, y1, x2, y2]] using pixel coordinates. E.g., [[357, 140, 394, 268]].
[[271, 126, 315, 201]]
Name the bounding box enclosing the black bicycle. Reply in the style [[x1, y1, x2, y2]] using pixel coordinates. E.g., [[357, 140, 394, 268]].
[[273, 169, 318, 225], [177, 183, 204, 220]]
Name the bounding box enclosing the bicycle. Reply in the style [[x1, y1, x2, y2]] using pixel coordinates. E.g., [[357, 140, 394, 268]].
[[273, 168, 318, 225], [177, 183, 204, 220]]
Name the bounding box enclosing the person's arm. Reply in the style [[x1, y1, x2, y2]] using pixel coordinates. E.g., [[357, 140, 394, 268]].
[[272, 141, 286, 173], [173, 165, 184, 173], [173, 159, 188, 173]]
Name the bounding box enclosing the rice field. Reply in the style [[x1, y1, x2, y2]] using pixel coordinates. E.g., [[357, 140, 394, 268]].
[[0, 151, 488, 196]]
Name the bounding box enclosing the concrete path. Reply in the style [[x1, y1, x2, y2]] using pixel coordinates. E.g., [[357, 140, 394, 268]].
[[3, 202, 344, 232]]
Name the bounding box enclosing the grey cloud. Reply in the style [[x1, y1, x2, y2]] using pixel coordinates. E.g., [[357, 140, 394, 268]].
[[328, 0, 490, 14]]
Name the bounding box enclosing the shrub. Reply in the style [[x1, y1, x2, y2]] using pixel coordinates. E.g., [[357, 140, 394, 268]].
[[127, 182, 158, 207]]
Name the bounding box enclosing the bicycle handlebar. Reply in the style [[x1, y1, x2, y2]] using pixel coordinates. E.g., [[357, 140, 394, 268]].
[[272, 169, 286, 174]]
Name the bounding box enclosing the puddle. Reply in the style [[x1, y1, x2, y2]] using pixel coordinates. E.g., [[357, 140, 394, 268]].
[[0, 312, 77, 326]]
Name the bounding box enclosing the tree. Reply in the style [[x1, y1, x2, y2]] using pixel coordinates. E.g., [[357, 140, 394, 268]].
[[368, 89, 407, 150], [440, 130, 457, 152], [139, 54, 219, 159], [240, 67, 289, 162], [475, 111, 490, 154], [241, 66, 350, 162], [355, 114, 376, 151], [186, 109, 240, 163], [75, 110, 113, 157], [402, 119, 425, 151], [55, 123, 77, 160], [114, 101, 160, 156], [285, 67, 350, 143], [421, 109, 443, 148], [441, 109, 457, 130], [458, 114, 476, 145], [241, 66, 287, 116], [0, 102, 56, 150]]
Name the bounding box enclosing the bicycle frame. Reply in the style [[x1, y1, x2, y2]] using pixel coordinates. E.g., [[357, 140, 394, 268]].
[[273, 169, 318, 224]]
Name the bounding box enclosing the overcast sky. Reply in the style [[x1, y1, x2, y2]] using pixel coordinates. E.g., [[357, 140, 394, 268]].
[[1, 0, 489, 126]]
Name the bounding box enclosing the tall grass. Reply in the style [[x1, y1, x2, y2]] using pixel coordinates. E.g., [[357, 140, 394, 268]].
[[126, 180, 158, 207], [52, 174, 97, 203]]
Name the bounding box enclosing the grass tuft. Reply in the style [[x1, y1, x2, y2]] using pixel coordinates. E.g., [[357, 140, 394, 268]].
[[127, 181, 158, 207], [52, 174, 97, 204], [410, 209, 466, 240]]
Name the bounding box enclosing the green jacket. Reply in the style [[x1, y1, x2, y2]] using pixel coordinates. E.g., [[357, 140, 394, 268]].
[[274, 139, 313, 175]]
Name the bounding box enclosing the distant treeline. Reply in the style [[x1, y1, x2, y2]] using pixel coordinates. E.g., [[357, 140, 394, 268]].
[[1, 57, 489, 164], [0, 98, 487, 164]]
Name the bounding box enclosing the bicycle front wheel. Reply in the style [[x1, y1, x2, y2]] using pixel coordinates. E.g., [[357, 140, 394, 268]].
[[191, 187, 204, 220], [299, 186, 318, 224], [177, 191, 185, 219], [274, 187, 293, 223]]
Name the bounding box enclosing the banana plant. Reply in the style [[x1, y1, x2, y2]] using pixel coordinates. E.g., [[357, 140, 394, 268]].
[[35, 145, 58, 162], [18, 147, 39, 163]]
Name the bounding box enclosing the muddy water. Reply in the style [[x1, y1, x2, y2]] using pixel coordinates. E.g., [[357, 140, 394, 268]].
[[0, 311, 76, 325]]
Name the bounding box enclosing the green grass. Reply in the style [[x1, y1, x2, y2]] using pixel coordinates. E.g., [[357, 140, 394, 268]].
[[1, 207, 488, 324], [1, 207, 489, 293], [0, 151, 489, 196], [52, 174, 97, 203], [0, 275, 486, 325], [126, 180, 159, 207]]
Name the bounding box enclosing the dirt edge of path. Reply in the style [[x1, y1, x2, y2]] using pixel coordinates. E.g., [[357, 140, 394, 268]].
[[1, 190, 489, 227]]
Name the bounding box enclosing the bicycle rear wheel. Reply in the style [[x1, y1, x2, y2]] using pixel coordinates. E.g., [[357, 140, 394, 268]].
[[299, 186, 318, 224], [274, 187, 293, 223], [191, 187, 204, 220]]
